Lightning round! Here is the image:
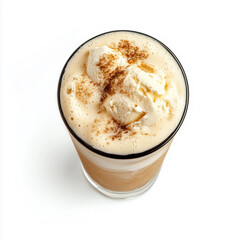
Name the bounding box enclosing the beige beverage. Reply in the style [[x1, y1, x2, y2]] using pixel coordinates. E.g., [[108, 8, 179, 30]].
[[58, 31, 188, 198]]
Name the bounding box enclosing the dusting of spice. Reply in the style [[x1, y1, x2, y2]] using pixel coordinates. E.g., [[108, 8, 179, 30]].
[[96, 53, 119, 83], [91, 116, 134, 141], [100, 67, 127, 103], [109, 121, 130, 140], [116, 40, 149, 64], [74, 78, 94, 104]]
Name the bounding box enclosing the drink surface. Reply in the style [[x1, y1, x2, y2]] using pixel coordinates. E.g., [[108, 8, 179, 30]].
[[60, 31, 186, 155]]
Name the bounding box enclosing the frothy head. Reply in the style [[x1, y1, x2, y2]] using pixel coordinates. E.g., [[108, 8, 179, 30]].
[[60, 31, 187, 155]]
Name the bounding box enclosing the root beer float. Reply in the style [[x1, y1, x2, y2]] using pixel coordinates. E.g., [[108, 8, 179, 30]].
[[58, 31, 189, 198]]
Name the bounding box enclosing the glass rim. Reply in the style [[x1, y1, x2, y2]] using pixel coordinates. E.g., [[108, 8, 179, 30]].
[[57, 30, 189, 160]]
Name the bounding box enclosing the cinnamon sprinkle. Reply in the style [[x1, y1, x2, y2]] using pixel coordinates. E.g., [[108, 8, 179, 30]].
[[117, 40, 149, 64], [96, 53, 118, 82], [100, 67, 127, 103], [92, 116, 132, 140], [109, 121, 130, 140], [75, 79, 93, 104]]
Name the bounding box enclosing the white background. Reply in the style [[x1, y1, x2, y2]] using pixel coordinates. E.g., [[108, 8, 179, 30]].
[[1, 0, 240, 239]]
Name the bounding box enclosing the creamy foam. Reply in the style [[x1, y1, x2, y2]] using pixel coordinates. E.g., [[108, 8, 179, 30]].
[[60, 32, 186, 155]]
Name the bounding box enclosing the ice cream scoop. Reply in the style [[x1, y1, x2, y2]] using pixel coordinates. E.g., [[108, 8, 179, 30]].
[[87, 46, 127, 84]]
